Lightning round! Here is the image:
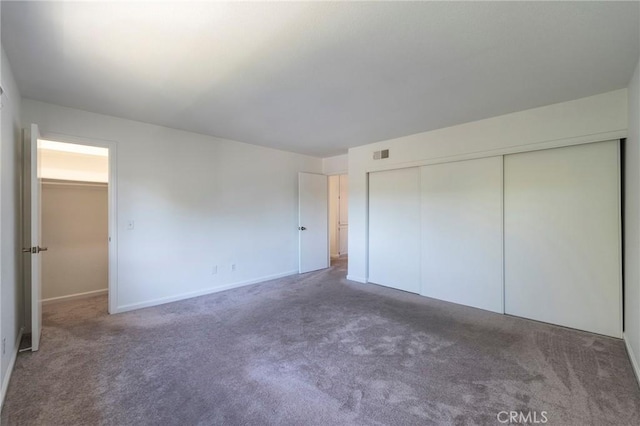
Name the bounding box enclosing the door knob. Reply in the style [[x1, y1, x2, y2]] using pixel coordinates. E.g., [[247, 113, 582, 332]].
[[298, 226, 307, 231], [22, 246, 48, 253]]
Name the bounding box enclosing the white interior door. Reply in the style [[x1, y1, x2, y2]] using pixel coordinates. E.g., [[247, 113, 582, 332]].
[[368, 167, 420, 293], [420, 157, 504, 313], [299, 172, 328, 273], [25, 124, 44, 351], [504, 141, 621, 337]]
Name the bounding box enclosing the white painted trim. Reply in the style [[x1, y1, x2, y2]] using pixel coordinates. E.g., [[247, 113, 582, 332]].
[[42, 289, 108, 305], [500, 155, 506, 315], [1, 327, 23, 410], [616, 141, 624, 337], [0, 111, 2, 414], [346, 275, 367, 283], [327, 176, 331, 269], [38, 132, 118, 315], [624, 333, 640, 388], [42, 179, 108, 188], [364, 130, 627, 174], [107, 142, 118, 315], [114, 270, 298, 314]]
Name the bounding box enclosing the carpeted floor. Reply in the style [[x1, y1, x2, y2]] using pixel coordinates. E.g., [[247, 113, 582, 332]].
[[2, 259, 639, 425]]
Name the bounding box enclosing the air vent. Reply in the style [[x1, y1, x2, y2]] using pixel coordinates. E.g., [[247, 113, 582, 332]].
[[373, 149, 389, 160]]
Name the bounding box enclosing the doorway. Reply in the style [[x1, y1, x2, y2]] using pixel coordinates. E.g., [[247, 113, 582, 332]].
[[328, 174, 348, 264], [41, 140, 109, 301], [22, 129, 117, 351], [298, 172, 348, 274]]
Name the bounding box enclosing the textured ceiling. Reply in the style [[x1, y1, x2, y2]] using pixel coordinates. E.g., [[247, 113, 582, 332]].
[[2, 1, 639, 157]]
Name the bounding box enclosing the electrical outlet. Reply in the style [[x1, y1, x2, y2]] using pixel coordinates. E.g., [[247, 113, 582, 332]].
[[231, 264, 236, 272], [212, 265, 217, 275]]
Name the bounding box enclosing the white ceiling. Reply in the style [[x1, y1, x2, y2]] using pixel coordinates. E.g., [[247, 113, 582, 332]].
[[2, 1, 639, 157]]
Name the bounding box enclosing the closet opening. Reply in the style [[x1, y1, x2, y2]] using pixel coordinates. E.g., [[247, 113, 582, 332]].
[[26, 139, 110, 337]]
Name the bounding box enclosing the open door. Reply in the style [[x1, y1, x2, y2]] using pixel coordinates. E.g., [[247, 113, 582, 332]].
[[298, 172, 328, 273], [23, 124, 45, 351]]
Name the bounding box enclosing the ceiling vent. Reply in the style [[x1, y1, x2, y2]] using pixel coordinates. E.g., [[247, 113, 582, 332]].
[[373, 149, 389, 160]]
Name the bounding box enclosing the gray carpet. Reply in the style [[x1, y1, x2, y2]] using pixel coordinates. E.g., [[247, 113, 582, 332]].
[[2, 259, 639, 425]]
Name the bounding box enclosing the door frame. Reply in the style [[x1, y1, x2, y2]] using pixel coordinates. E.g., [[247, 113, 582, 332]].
[[34, 131, 118, 315]]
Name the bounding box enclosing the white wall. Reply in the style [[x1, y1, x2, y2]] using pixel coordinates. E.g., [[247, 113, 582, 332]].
[[625, 58, 640, 380], [42, 182, 108, 301], [22, 99, 322, 312], [0, 47, 23, 404], [348, 89, 628, 283], [322, 154, 348, 175]]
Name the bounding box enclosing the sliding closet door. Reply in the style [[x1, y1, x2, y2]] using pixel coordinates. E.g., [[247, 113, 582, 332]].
[[368, 167, 420, 293], [421, 157, 504, 313], [504, 141, 621, 337]]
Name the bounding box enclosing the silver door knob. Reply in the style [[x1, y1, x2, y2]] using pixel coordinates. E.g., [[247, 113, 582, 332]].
[[22, 246, 48, 253]]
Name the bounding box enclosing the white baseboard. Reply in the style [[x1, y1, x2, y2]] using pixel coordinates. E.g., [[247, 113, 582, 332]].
[[346, 275, 367, 283], [624, 333, 640, 388], [42, 289, 108, 305], [114, 270, 299, 314], [1, 327, 24, 410]]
